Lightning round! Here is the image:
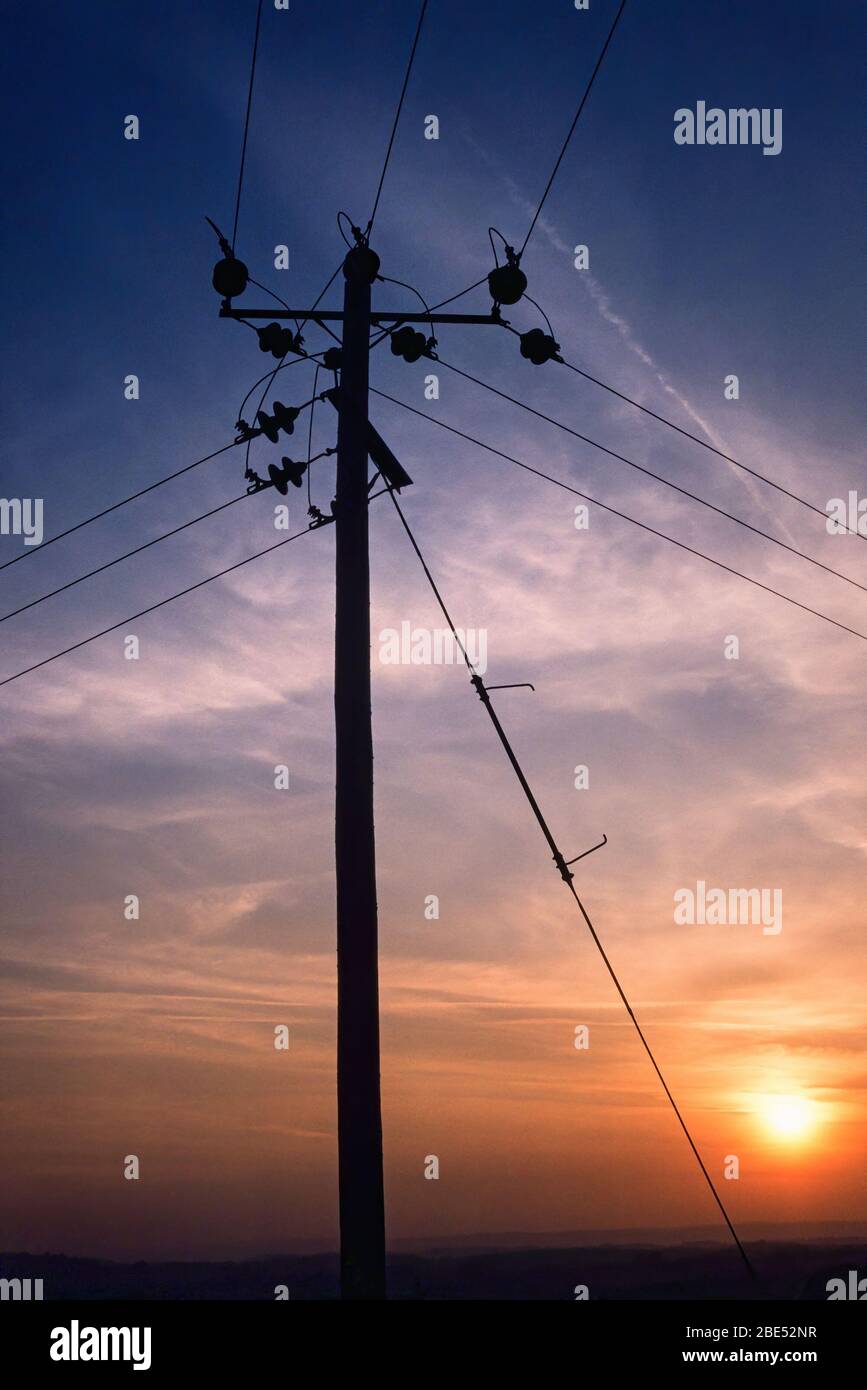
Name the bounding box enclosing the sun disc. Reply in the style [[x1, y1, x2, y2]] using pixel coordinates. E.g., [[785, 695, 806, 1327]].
[[764, 1095, 815, 1139]]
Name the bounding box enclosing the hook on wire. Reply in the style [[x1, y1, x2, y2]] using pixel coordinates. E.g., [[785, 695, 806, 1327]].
[[564, 833, 608, 868]]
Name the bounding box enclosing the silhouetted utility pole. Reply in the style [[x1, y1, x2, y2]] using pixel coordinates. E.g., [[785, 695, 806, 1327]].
[[333, 242, 385, 1301], [221, 241, 498, 1300]]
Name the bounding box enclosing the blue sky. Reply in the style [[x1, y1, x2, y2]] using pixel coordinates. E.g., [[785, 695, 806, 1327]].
[[1, 0, 865, 1258]]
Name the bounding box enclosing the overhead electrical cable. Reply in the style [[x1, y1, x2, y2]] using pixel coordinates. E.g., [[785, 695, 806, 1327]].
[[554, 356, 856, 535], [429, 276, 490, 312], [434, 358, 866, 595], [0, 441, 242, 573], [231, 0, 265, 252], [521, 0, 629, 256], [370, 388, 867, 645], [366, 0, 430, 234], [0, 492, 256, 624], [385, 482, 756, 1280], [0, 524, 322, 690]]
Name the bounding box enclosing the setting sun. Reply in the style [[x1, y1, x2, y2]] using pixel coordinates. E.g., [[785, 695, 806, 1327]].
[[762, 1095, 819, 1141]]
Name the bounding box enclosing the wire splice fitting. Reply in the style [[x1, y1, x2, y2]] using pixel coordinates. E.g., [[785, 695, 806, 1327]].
[[553, 851, 575, 884]]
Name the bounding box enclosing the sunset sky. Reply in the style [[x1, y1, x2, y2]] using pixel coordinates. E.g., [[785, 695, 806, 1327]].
[[1, 0, 865, 1261]]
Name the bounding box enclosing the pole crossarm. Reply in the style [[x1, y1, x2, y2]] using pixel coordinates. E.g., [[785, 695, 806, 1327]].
[[220, 306, 500, 325]]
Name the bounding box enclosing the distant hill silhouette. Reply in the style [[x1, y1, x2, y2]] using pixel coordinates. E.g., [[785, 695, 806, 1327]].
[[2, 1235, 864, 1299]]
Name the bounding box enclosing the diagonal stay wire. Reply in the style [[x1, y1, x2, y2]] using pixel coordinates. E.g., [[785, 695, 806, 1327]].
[[370, 388, 867, 644], [558, 357, 860, 536], [231, 0, 265, 251], [0, 441, 242, 573], [435, 358, 867, 595], [385, 482, 756, 1280], [521, 0, 628, 257], [0, 491, 257, 624], [366, 0, 430, 234], [0, 523, 324, 690]]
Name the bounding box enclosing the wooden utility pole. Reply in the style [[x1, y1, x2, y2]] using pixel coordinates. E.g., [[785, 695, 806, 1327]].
[[333, 243, 386, 1301], [220, 253, 497, 1300]]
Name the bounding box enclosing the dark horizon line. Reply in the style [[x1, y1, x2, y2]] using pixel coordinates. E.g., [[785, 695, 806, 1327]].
[[7, 1218, 866, 1267]]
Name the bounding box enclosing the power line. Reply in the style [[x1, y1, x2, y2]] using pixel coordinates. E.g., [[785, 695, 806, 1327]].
[[241, 378, 313, 480], [378, 273, 434, 328], [369, 273, 438, 351], [298, 260, 345, 338], [523, 293, 556, 338], [0, 491, 255, 625], [235, 263, 347, 428], [306, 363, 321, 508], [370, 388, 867, 644], [430, 276, 489, 312], [236, 349, 320, 426], [367, 0, 430, 234], [0, 360, 327, 582], [499, 284, 855, 536], [337, 210, 359, 249], [434, 357, 867, 595], [247, 274, 301, 335], [520, 0, 628, 256], [0, 522, 323, 690], [557, 358, 861, 536], [231, 0, 265, 251], [182, 270, 345, 547], [0, 441, 241, 573], [0, 287, 336, 584], [385, 483, 756, 1280]]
